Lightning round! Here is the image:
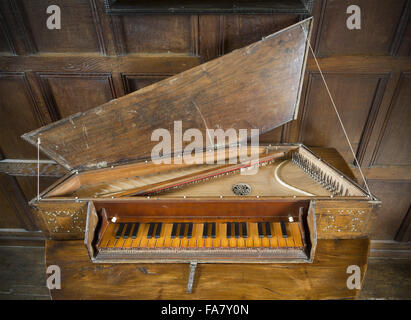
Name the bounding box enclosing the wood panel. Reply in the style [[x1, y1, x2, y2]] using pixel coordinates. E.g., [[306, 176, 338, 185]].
[[0, 173, 36, 230], [121, 74, 170, 94], [36, 72, 116, 119], [0, 178, 23, 228], [368, 180, 411, 240], [198, 15, 223, 62], [396, 10, 411, 56], [0, 54, 201, 73], [0, 160, 66, 177], [395, 206, 411, 242], [223, 14, 300, 54], [315, 0, 408, 56], [299, 72, 388, 165], [20, 0, 101, 53], [0, 0, 36, 55], [120, 14, 196, 54], [0, 73, 43, 158], [0, 9, 15, 54], [371, 73, 411, 166]]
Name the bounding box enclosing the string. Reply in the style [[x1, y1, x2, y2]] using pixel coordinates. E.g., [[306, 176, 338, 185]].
[[300, 25, 372, 198], [37, 137, 40, 201]]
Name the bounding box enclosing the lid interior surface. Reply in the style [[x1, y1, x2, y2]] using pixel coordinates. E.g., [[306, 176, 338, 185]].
[[23, 18, 312, 171]]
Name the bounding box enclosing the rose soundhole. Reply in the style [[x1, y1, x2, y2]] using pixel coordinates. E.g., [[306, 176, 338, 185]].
[[232, 183, 251, 196]]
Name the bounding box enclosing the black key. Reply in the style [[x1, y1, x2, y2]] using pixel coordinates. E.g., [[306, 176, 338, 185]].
[[123, 223, 132, 239], [187, 223, 193, 239], [234, 222, 240, 238], [115, 223, 125, 239], [171, 223, 178, 239], [226, 222, 232, 238], [280, 221, 288, 238], [211, 222, 216, 239], [155, 223, 162, 239], [242, 222, 248, 238], [265, 222, 272, 238], [257, 222, 264, 238], [147, 223, 155, 239], [131, 223, 140, 239], [179, 223, 186, 239], [202, 222, 209, 238]]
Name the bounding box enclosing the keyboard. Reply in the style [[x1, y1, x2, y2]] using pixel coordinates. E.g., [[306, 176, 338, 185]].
[[99, 221, 304, 250]]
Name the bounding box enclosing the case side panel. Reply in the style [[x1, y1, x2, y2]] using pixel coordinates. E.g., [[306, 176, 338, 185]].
[[315, 200, 376, 239], [31, 201, 87, 239]]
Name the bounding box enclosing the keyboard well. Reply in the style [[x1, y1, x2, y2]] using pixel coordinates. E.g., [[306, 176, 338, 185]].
[[84, 199, 317, 263]]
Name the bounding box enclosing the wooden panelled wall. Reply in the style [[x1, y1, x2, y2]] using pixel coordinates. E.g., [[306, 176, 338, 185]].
[[0, 0, 410, 241]]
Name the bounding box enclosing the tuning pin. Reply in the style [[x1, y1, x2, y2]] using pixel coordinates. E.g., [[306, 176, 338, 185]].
[[315, 167, 320, 181]]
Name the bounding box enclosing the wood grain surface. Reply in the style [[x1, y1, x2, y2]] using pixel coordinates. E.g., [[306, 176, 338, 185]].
[[46, 238, 369, 300], [23, 19, 312, 171]]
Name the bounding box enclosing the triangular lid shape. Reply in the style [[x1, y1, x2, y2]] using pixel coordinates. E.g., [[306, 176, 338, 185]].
[[23, 18, 312, 171]]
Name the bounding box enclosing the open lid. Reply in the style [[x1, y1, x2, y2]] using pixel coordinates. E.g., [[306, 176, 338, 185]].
[[23, 18, 312, 171]]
